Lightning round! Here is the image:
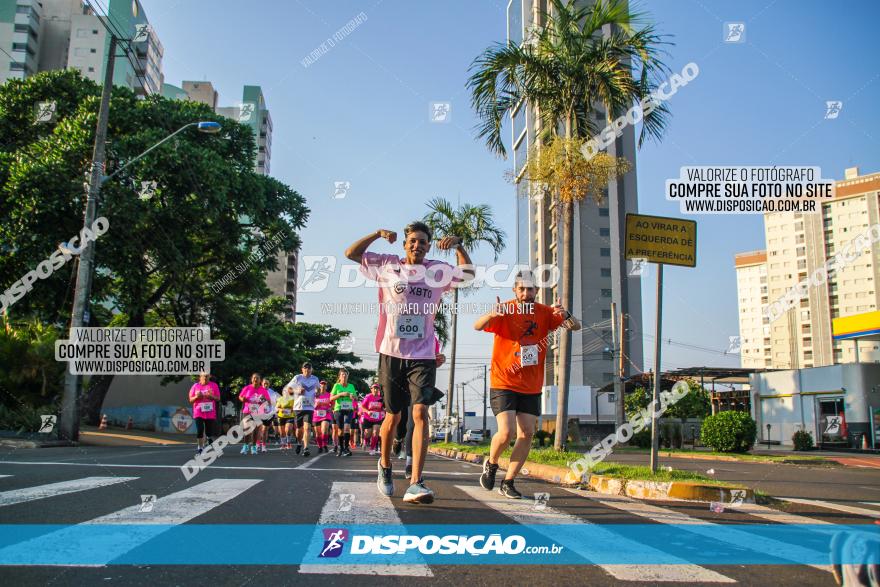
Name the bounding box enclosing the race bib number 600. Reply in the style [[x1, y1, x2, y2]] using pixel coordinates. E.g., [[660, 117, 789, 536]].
[[520, 344, 539, 367], [394, 315, 426, 340]]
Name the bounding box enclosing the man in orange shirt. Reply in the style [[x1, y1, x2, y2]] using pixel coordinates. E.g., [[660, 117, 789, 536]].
[[474, 270, 581, 498]]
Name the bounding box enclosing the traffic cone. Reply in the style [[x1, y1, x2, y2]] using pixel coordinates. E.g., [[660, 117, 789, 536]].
[[99, 414, 108, 430], [126, 416, 133, 430]]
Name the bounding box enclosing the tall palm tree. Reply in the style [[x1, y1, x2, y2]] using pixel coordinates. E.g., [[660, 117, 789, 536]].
[[423, 198, 505, 442], [468, 0, 671, 449]]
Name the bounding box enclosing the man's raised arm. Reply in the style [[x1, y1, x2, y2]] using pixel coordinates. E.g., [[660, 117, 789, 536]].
[[344, 229, 397, 263]]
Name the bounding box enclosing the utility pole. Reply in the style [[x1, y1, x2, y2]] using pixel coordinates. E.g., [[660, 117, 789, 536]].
[[59, 35, 118, 443], [619, 310, 627, 427], [482, 364, 488, 436], [650, 265, 664, 473], [444, 290, 459, 443], [460, 382, 466, 441], [611, 302, 622, 428]]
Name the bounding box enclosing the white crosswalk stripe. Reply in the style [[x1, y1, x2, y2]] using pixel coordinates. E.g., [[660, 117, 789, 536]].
[[457, 485, 735, 583], [299, 481, 433, 576], [781, 497, 880, 519], [0, 476, 138, 507], [0, 478, 261, 565], [563, 488, 832, 572]]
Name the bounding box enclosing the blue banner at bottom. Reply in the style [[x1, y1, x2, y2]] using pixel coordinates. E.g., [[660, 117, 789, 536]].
[[0, 524, 877, 566]]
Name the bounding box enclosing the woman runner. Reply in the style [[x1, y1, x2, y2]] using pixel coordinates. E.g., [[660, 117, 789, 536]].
[[238, 373, 270, 455], [361, 384, 385, 456], [188, 371, 220, 455], [313, 380, 333, 453], [276, 385, 296, 450]]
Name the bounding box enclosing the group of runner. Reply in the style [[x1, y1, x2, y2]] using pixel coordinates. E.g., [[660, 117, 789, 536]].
[[189, 366, 389, 459], [188, 219, 581, 505]]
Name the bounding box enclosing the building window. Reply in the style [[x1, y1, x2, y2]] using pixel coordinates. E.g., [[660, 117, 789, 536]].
[[601, 267, 611, 277], [600, 248, 610, 257], [599, 208, 609, 217], [601, 288, 612, 298], [599, 227, 610, 237], [602, 309, 611, 319], [603, 372, 614, 382]]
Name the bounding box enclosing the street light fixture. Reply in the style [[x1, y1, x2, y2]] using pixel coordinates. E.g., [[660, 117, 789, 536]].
[[59, 120, 222, 442]]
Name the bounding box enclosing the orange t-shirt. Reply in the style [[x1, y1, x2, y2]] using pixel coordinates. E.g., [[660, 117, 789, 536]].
[[484, 300, 565, 394]]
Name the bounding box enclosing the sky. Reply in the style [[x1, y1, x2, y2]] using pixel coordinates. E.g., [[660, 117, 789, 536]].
[[142, 0, 880, 408]]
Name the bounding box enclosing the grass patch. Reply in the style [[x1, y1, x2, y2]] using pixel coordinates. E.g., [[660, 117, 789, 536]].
[[615, 446, 828, 463], [431, 442, 733, 485]]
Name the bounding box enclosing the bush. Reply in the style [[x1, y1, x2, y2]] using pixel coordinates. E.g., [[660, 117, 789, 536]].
[[630, 427, 652, 448], [0, 403, 56, 435], [699, 411, 757, 452], [792, 429, 814, 451], [534, 429, 550, 447]]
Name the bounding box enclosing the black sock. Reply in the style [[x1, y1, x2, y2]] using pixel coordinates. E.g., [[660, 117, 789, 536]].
[[343, 433, 349, 448]]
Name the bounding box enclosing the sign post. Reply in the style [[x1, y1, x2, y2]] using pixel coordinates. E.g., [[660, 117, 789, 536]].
[[625, 213, 697, 473]]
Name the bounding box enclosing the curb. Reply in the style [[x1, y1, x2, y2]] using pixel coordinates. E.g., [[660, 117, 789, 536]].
[[429, 446, 756, 503]]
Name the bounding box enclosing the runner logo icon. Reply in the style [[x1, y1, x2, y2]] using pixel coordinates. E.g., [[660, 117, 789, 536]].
[[320, 528, 349, 558]]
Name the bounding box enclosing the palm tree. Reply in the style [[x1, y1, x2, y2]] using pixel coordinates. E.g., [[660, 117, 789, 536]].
[[468, 0, 671, 450], [423, 198, 505, 442]]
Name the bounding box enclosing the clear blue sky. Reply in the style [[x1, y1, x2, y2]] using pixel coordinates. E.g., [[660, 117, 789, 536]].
[[144, 0, 880, 405]]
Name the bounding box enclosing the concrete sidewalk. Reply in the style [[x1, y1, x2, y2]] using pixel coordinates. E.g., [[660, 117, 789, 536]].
[[78, 425, 191, 446]]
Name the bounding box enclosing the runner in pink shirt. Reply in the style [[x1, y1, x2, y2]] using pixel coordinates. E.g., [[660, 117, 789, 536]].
[[361, 384, 386, 456], [188, 371, 220, 455], [345, 221, 474, 504], [313, 380, 333, 453], [238, 373, 271, 455]]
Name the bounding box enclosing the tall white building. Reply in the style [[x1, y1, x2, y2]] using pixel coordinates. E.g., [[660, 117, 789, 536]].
[[508, 0, 644, 421], [735, 167, 880, 369], [2, 0, 163, 95]]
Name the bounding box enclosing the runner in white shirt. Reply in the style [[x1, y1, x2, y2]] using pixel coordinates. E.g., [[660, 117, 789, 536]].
[[285, 362, 320, 457]]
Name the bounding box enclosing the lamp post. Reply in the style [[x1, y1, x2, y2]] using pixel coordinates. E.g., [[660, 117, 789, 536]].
[[58, 119, 222, 442], [766, 423, 772, 450]]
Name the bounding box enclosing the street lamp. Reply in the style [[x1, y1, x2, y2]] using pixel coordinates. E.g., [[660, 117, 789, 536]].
[[59, 120, 222, 442], [766, 423, 772, 450]]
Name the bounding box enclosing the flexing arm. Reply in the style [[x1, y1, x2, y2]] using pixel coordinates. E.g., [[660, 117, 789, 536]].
[[344, 229, 397, 263], [436, 236, 476, 280], [552, 299, 582, 331]]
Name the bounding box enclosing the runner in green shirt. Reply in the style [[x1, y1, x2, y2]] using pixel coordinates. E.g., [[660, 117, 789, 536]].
[[329, 369, 358, 457]]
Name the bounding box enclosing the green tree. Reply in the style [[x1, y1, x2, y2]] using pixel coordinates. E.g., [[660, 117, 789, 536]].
[[624, 380, 710, 420], [423, 197, 505, 440], [468, 0, 671, 450], [0, 70, 309, 423]]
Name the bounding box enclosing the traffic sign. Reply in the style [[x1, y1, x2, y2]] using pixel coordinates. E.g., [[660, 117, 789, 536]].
[[625, 213, 697, 268]]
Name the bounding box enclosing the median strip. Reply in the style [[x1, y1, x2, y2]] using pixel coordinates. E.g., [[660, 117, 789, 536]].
[[429, 443, 755, 504]]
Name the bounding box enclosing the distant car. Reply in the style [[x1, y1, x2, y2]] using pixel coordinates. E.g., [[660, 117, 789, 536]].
[[433, 429, 449, 442], [463, 429, 484, 443]]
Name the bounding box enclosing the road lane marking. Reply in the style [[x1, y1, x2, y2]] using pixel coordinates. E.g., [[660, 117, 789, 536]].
[[781, 497, 880, 519], [0, 478, 261, 565], [0, 476, 138, 507], [299, 481, 432, 577], [0, 460, 475, 475], [295, 450, 330, 469], [564, 488, 831, 572], [457, 484, 734, 583]]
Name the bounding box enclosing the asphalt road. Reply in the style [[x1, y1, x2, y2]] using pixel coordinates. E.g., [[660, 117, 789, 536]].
[[0, 441, 878, 586]]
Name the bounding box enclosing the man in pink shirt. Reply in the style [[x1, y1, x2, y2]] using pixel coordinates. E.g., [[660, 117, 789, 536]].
[[345, 221, 474, 504]]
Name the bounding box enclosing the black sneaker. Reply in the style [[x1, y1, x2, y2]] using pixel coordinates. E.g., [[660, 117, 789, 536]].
[[303, 448, 311, 457], [480, 459, 498, 490], [295, 443, 302, 455], [342, 448, 353, 457], [499, 480, 522, 499]]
